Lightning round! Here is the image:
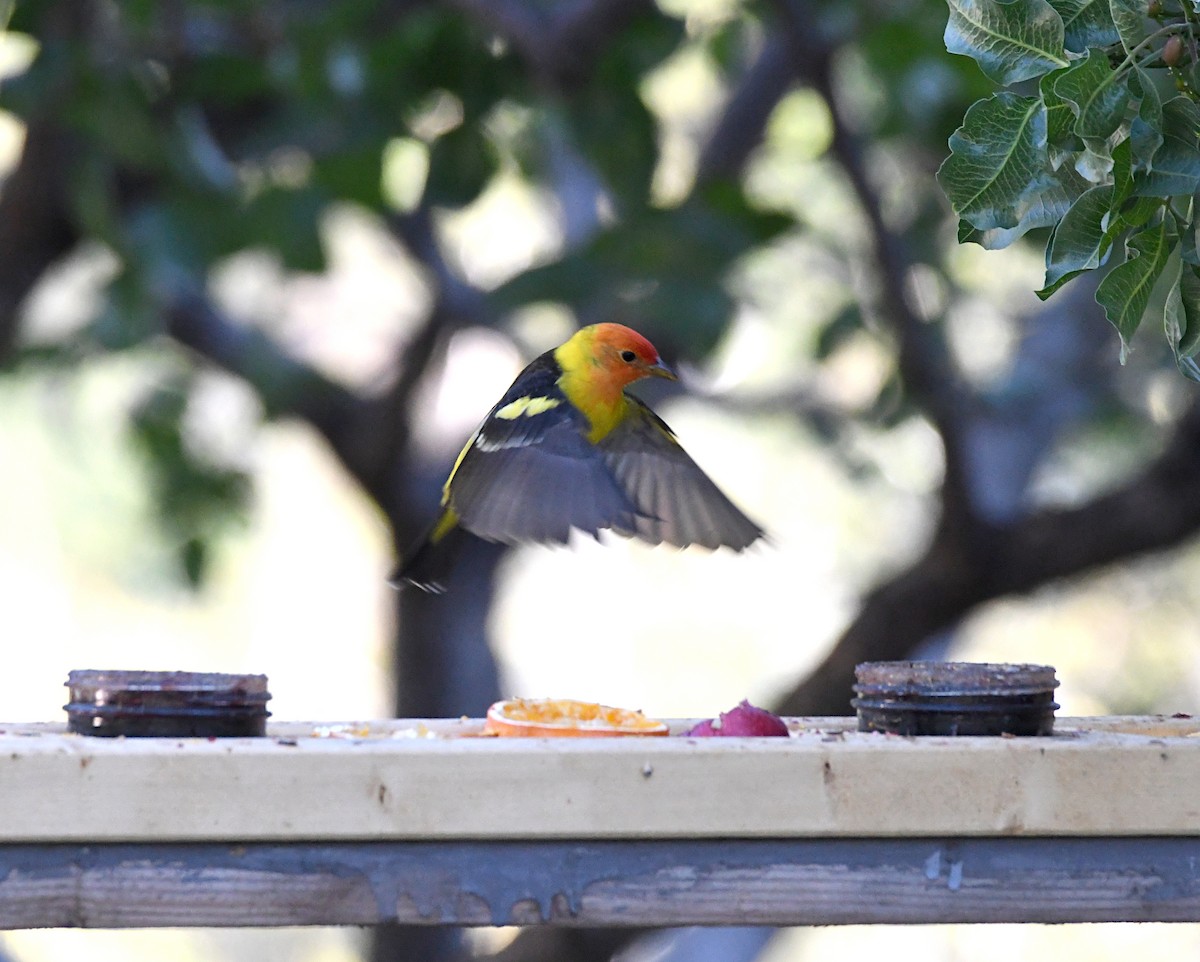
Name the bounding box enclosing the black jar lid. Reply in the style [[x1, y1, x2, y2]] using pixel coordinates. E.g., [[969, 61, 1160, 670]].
[[853, 661, 1059, 737], [65, 669, 271, 738]]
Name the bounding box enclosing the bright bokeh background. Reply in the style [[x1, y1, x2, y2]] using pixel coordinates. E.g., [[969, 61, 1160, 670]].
[[3, 15, 1200, 962]]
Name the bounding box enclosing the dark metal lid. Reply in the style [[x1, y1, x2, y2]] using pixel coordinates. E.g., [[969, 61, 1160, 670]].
[[854, 661, 1059, 697], [64, 670, 271, 738], [853, 661, 1059, 737]]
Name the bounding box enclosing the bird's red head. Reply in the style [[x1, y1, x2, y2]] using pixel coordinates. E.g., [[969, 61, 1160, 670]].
[[553, 323, 678, 440], [585, 323, 677, 388]]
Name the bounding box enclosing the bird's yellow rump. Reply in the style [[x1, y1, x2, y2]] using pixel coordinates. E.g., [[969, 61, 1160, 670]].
[[394, 323, 763, 592]]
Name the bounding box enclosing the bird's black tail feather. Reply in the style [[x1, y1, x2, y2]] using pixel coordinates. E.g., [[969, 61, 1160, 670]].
[[390, 524, 475, 593]]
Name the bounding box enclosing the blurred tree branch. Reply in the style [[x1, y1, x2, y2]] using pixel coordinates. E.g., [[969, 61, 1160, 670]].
[[760, 0, 1139, 718], [695, 37, 794, 186], [164, 288, 365, 456], [779, 389, 1200, 717], [773, 0, 971, 462]]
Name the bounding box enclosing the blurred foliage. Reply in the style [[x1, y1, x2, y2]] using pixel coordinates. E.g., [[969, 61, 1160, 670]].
[[939, 0, 1200, 374], [0, 0, 1161, 588], [128, 370, 250, 587]]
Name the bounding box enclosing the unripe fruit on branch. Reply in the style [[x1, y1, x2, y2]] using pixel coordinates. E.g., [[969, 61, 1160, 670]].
[[1164, 34, 1184, 67]]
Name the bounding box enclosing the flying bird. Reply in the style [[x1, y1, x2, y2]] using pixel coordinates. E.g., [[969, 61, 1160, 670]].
[[394, 323, 763, 592]]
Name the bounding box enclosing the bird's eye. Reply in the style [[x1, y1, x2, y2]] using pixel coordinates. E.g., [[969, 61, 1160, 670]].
[[620, 350, 637, 363]]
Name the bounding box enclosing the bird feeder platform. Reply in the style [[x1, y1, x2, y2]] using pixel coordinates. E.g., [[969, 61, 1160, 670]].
[[1, 715, 1198, 928]]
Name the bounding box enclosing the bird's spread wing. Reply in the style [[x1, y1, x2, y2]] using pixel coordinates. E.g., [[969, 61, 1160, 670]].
[[447, 390, 643, 545], [598, 398, 764, 551]]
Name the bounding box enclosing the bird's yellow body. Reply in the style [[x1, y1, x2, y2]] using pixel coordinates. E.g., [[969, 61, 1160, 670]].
[[554, 327, 635, 442]]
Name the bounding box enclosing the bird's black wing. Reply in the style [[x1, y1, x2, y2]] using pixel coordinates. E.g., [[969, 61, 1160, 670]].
[[446, 353, 643, 544], [598, 398, 764, 551]]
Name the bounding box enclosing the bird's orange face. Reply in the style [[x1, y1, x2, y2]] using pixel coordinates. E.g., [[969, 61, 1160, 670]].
[[589, 323, 677, 390], [554, 322, 677, 442]]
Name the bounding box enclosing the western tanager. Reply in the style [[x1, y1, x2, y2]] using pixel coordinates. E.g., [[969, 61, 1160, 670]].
[[394, 323, 763, 592]]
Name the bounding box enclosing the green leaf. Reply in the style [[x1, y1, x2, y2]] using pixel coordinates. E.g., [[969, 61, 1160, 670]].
[[959, 165, 1083, 248], [1040, 69, 1078, 147], [62, 78, 168, 171], [1038, 183, 1114, 297], [1113, 193, 1162, 231], [1108, 0, 1149, 57], [1049, 0, 1120, 52], [424, 122, 497, 208], [1165, 259, 1200, 375], [938, 93, 1064, 246], [1110, 135, 1134, 202], [1052, 48, 1130, 140], [1109, 137, 1157, 228], [1133, 97, 1200, 197], [944, 0, 1069, 84], [1128, 66, 1164, 175], [1095, 219, 1174, 349], [1182, 216, 1200, 266], [263, 190, 327, 273], [1074, 137, 1115, 183], [312, 143, 386, 208]]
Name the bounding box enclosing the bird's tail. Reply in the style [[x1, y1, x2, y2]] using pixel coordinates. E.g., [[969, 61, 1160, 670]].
[[390, 522, 473, 594]]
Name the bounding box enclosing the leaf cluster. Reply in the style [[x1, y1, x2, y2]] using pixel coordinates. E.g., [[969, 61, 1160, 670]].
[[939, 0, 1200, 374]]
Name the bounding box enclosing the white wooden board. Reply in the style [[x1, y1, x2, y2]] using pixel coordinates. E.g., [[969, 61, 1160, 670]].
[[0, 716, 1196, 842]]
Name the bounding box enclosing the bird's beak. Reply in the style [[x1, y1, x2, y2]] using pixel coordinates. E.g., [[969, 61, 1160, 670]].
[[648, 359, 677, 381]]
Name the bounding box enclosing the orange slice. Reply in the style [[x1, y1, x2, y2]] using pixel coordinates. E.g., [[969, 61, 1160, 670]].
[[484, 697, 670, 737]]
